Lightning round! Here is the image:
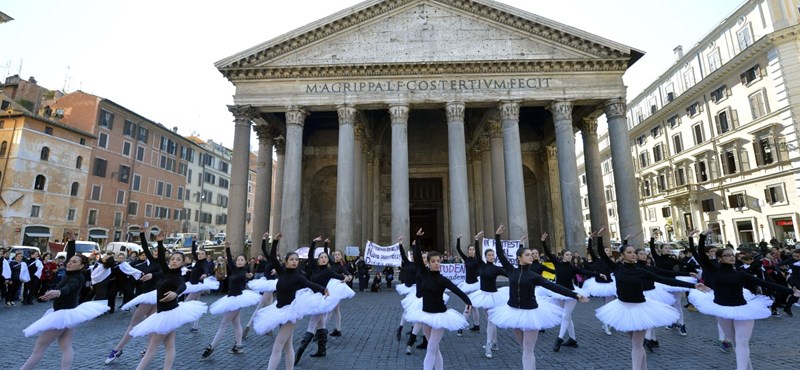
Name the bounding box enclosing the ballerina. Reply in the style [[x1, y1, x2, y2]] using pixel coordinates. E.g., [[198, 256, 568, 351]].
[[465, 230, 508, 359]]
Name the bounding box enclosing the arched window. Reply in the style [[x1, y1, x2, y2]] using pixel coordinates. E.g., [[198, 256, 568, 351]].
[[40, 147, 50, 161], [34, 175, 46, 190], [70, 182, 79, 196], [76, 156, 83, 169], [0, 141, 7, 156]]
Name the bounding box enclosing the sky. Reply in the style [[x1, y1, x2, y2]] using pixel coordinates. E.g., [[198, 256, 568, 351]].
[[1, 0, 744, 150]]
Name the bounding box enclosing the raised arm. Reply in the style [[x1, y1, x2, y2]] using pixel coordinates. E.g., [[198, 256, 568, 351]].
[[474, 237, 485, 266], [587, 237, 598, 261], [140, 233, 155, 262], [157, 237, 168, 272], [495, 233, 513, 272], [696, 233, 716, 271], [65, 232, 76, 261], [541, 239, 557, 263], [191, 239, 199, 262], [399, 242, 409, 264], [596, 236, 618, 272], [412, 234, 425, 273], [309, 237, 322, 272], [269, 237, 284, 274], [261, 238, 269, 260], [225, 243, 235, 270], [649, 237, 659, 259], [455, 237, 467, 260]]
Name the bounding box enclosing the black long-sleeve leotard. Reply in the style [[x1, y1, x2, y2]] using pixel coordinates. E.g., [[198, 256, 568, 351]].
[[497, 234, 577, 309], [456, 238, 480, 284], [225, 247, 248, 297], [136, 233, 163, 294], [399, 243, 417, 287], [412, 235, 471, 313], [310, 242, 345, 287], [155, 240, 186, 312], [476, 239, 507, 292], [52, 240, 85, 311], [596, 237, 693, 303], [586, 238, 613, 283], [269, 239, 326, 308], [260, 239, 276, 280], [542, 240, 598, 290], [189, 241, 213, 284]]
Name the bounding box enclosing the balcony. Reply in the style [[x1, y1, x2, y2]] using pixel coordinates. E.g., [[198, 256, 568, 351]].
[[664, 184, 702, 200]]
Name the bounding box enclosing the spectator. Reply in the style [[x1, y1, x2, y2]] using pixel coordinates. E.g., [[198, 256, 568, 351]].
[[382, 266, 394, 289], [355, 256, 370, 292], [371, 272, 382, 292], [254, 254, 267, 279], [214, 256, 228, 295]]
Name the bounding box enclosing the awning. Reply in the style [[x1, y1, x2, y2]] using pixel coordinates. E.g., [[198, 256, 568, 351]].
[[89, 230, 108, 238], [24, 232, 52, 238]]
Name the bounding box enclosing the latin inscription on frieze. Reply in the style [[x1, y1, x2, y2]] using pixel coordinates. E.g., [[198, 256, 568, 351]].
[[305, 78, 553, 94]]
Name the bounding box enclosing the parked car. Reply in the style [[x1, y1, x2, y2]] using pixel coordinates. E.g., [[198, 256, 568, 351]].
[[104, 242, 143, 255], [8, 246, 41, 259], [56, 241, 101, 260], [736, 242, 760, 256]]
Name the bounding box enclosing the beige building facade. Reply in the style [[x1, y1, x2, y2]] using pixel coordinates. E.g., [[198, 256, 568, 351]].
[[216, 0, 647, 256]]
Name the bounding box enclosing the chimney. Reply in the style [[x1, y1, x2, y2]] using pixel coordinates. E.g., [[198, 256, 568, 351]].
[[172, 126, 178, 133], [673, 45, 684, 62]]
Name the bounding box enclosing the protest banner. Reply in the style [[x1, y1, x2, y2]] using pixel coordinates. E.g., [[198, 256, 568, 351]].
[[364, 241, 401, 267], [481, 238, 521, 268], [440, 263, 466, 285]]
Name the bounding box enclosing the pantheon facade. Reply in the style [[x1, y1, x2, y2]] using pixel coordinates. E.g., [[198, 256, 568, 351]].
[[216, 0, 645, 256]]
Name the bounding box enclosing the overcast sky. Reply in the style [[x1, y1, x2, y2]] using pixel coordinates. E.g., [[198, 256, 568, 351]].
[[2, 0, 743, 149]]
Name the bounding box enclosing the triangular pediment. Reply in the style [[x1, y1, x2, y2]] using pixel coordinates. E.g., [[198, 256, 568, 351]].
[[216, 0, 642, 79]]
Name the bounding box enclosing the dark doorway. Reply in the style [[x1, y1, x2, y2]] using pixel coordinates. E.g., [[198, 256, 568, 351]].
[[410, 178, 444, 252], [411, 209, 439, 252]]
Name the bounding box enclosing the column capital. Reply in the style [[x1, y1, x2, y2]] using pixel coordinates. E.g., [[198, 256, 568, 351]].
[[604, 98, 627, 119], [354, 122, 366, 142], [337, 105, 357, 126], [228, 105, 258, 124], [274, 135, 286, 154], [549, 100, 573, 122], [581, 117, 598, 136], [499, 101, 520, 121], [488, 119, 503, 138], [389, 104, 409, 125], [445, 102, 465, 123], [546, 144, 558, 158], [477, 135, 491, 151], [252, 124, 273, 142], [285, 106, 308, 127], [467, 148, 481, 161]]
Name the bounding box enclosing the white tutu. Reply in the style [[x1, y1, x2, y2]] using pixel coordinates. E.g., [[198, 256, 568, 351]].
[[23, 301, 109, 337], [656, 276, 697, 293], [184, 278, 221, 294], [582, 278, 617, 297], [292, 288, 339, 316], [540, 286, 587, 301], [121, 290, 157, 310], [326, 280, 355, 301], [488, 301, 563, 331], [468, 287, 510, 309], [643, 288, 675, 305], [248, 278, 278, 293], [129, 301, 207, 337], [404, 308, 467, 331], [401, 292, 449, 311], [595, 299, 679, 332], [457, 280, 481, 294], [688, 290, 773, 320], [396, 284, 415, 296], [209, 290, 261, 315], [252, 302, 303, 335]]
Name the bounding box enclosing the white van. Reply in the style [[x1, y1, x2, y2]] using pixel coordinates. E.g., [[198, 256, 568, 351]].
[[55, 241, 101, 260], [104, 242, 143, 255]]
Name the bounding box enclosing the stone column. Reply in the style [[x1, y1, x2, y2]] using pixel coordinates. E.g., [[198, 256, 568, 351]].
[[353, 122, 365, 249], [489, 119, 507, 235], [226, 105, 256, 256], [280, 106, 308, 254], [365, 148, 375, 245], [370, 148, 380, 243], [390, 104, 410, 243], [546, 145, 564, 248], [500, 101, 528, 240], [335, 105, 357, 250], [251, 124, 274, 258], [605, 99, 644, 245], [469, 148, 482, 234], [270, 137, 285, 236], [550, 100, 583, 250], [479, 136, 494, 236], [580, 117, 610, 248], [446, 102, 470, 250]]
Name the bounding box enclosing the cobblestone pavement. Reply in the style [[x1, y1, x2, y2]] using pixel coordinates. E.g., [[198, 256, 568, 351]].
[[2, 285, 798, 369]]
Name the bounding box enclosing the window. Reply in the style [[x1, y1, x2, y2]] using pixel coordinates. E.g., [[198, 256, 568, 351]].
[[648, 208, 657, 221], [653, 144, 664, 163], [636, 135, 646, 146], [715, 109, 738, 134], [662, 207, 671, 218], [80, 138, 86, 145], [701, 199, 715, 212], [157, 181, 164, 196], [45, 126, 53, 135], [117, 165, 130, 183], [132, 174, 141, 191], [177, 187, 184, 200], [116, 190, 125, 205], [217, 194, 228, 208], [707, 48, 721, 72], [99, 109, 114, 129], [676, 167, 686, 186], [122, 141, 132, 156], [651, 126, 662, 138], [710, 85, 728, 103], [754, 136, 774, 166], [585, 214, 591, 221], [136, 146, 145, 161], [114, 212, 123, 227], [657, 174, 667, 192], [216, 214, 228, 225], [219, 178, 229, 189], [667, 115, 680, 128], [34, 175, 46, 190], [749, 90, 768, 119], [202, 190, 213, 202], [204, 172, 216, 184], [608, 208, 616, 217], [219, 162, 229, 173], [137, 126, 149, 144], [673, 134, 683, 154], [30, 205, 41, 218], [605, 188, 614, 202], [639, 152, 650, 168], [93, 158, 107, 177], [683, 68, 696, 88], [582, 197, 589, 209], [602, 161, 611, 174], [40, 147, 49, 161], [740, 65, 761, 85], [145, 204, 153, 218], [70, 182, 79, 196], [736, 25, 753, 51], [692, 124, 704, 145], [123, 120, 136, 137], [90, 185, 102, 201], [0, 141, 7, 156], [642, 180, 651, 197], [697, 161, 709, 182], [88, 210, 98, 225], [76, 156, 83, 169], [98, 132, 108, 149], [165, 183, 172, 198], [765, 184, 786, 204], [686, 102, 701, 117], [722, 149, 737, 175], [728, 193, 746, 209], [67, 209, 76, 221], [581, 175, 586, 185]]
